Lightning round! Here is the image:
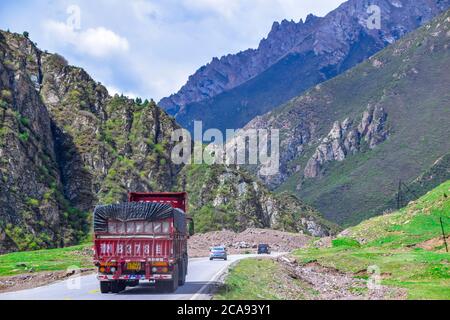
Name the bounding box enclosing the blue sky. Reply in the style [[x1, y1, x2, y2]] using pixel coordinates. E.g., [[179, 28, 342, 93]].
[[0, 0, 346, 101]]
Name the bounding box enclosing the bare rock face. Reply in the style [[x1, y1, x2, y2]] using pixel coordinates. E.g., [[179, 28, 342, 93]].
[[0, 31, 182, 253], [0, 32, 69, 253], [304, 105, 388, 178]]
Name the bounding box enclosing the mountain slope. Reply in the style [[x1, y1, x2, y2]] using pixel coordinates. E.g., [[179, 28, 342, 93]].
[[161, 0, 450, 133], [0, 30, 182, 253], [243, 8, 450, 225], [0, 31, 335, 253], [293, 180, 450, 299], [178, 164, 339, 236]]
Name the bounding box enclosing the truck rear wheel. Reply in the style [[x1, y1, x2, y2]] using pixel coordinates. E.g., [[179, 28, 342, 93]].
[[170, 264, 179, 292], [178, 260, 186, 286], [110, 281, 123, 294], [100, 281, 111, 294], [160, 265, 179, 293]]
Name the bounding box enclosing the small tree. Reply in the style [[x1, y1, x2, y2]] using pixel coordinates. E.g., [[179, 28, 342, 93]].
[[23, 31, 29, 38], [135, 97, 142, 105]]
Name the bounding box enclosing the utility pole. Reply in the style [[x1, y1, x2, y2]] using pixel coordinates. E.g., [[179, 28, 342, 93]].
[[397, 180, 402, 210], [440, 217, 448, 253]]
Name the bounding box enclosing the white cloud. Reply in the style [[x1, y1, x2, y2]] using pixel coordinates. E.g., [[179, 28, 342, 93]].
[[2, 0, 347, 101], [43, 20, 129, 58]]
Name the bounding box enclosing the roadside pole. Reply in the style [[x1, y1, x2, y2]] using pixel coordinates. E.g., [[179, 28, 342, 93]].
[[440, 217, 448, 253]]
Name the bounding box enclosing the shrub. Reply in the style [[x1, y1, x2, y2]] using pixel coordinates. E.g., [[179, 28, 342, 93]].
[[68, 89, 82, 102], [0, 99, 8, 109], [154, 143, 164, 154], [19, 116, 30, 127], [26, 198, 40, 207], [1, 89, 12, 100], [19, 131, 30, 142]]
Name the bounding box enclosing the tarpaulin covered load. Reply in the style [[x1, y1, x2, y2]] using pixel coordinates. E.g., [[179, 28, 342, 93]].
[[94, 202, 186, 234]]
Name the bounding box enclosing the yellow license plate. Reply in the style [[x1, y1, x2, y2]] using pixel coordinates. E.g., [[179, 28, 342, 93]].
[[126, 262, 141, 271]]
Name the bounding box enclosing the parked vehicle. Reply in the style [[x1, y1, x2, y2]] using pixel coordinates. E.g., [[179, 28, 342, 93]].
[[257, 244, 271, 255], [209, 246, 227, 260], [93, 192, 192, 294]]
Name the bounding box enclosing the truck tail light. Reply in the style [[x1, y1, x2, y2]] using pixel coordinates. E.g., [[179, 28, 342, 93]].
[[153, 261, 168, 267], [151, 267, 169, 273]]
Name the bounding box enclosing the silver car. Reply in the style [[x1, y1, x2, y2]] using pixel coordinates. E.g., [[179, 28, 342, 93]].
[[209, 246, 227, 260]]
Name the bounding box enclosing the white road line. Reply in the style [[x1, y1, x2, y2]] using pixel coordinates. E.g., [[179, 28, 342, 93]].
[[190, 262, 232, 300]]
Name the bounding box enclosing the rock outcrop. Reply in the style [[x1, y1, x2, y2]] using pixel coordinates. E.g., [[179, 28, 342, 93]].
[[177, 164, 338, 237], [304, 105, 388, 178]]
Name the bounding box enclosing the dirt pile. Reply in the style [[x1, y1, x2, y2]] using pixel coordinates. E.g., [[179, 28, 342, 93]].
[[416, 236, 450, 252], [188, 228, 311, 257], [278, 256, 407, 300]]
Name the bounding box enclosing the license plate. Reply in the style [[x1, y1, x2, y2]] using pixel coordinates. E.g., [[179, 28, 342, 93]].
[[126, 262, 141, 271]]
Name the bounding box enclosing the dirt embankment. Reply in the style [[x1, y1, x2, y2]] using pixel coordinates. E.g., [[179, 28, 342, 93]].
[[188, 228, 311, 257], [0, 269, 94, 294], [277, 256, 407, 300]]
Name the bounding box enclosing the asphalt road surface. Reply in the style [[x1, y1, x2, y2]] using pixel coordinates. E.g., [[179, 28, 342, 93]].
[[0, 254, 279, 300]]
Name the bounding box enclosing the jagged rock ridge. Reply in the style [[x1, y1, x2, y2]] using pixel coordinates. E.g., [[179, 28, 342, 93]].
[[160, 0, 450, 134]]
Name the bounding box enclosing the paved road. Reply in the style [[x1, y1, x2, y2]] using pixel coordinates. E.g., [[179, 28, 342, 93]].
[[0, 254, 278, 300]]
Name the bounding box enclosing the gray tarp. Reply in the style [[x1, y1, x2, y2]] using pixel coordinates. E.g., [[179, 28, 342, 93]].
[[94, 202, 186, 234]]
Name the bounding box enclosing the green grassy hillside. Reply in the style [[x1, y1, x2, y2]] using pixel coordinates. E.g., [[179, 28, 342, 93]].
[[293, 180, 450, 299]]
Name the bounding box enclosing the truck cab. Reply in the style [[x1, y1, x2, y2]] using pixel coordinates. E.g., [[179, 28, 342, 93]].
[[93, 192, 191, 294]]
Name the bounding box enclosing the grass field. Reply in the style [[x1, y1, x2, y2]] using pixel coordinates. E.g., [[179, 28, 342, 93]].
[[214, 258, 315, 300], [0, 244, 92, 277]]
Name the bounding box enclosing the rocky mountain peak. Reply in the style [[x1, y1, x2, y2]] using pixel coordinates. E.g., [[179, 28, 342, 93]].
[[159, 0, 449, 134]]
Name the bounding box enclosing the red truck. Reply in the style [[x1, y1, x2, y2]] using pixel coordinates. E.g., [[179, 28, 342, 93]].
[[93, 192, 191, 294]]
